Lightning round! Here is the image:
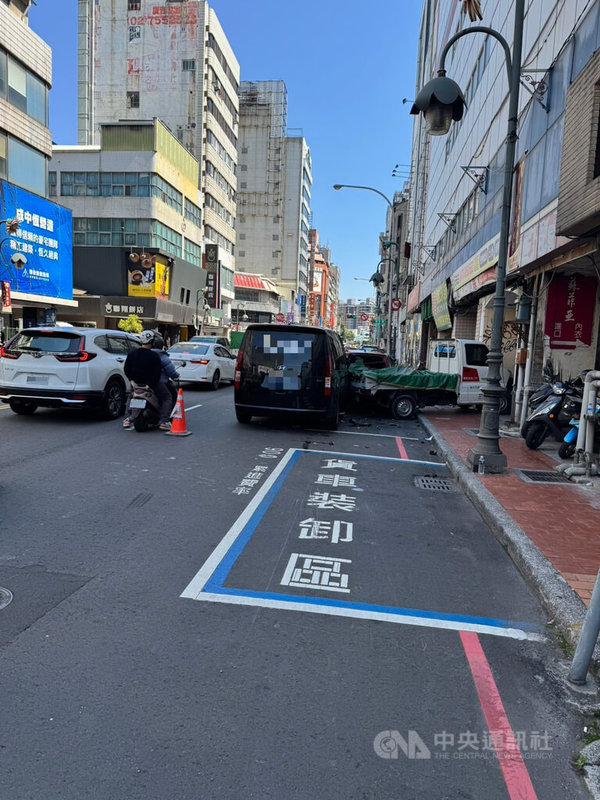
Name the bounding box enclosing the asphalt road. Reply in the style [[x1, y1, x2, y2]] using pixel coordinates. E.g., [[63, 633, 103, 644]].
[[0, 388, 589, 799]]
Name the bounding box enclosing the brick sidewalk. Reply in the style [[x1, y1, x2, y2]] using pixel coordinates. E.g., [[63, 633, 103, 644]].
[[421, 409, 600, 605]]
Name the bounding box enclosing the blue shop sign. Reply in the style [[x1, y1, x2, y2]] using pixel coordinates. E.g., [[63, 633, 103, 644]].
[[0, 180, 73, 300]]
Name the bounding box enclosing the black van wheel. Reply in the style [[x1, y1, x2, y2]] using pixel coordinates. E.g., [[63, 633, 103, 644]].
[[391, 393, 417, 420], [235, 407, 252, 424], [323, 403, 340, 430]]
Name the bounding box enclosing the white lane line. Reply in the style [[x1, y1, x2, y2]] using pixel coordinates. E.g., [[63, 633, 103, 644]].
[[184, 404, 203, 411], [307, 428, 421, 441]]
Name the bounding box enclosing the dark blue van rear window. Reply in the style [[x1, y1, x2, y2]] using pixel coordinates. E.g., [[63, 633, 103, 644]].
[[250, 331, 316, 390]]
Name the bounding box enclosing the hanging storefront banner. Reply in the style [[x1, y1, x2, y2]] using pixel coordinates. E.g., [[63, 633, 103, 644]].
[[450, 233, 500, 301], [432, 282, 452, 331], [407, 283, 420, 313], [544, 274, 597, 349]]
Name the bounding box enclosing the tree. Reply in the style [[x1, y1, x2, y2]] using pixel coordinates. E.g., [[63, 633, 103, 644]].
[[118, 314, 143, 334]]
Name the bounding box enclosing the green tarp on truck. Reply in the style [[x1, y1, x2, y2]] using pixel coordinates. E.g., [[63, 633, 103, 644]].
[[349, 362, 459, 392]]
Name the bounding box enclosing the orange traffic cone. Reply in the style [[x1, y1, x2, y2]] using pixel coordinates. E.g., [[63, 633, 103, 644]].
[[165, 388, 192, 436]]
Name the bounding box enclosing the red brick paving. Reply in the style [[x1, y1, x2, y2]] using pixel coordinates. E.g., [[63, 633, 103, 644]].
[[422, 409, 600, 606]]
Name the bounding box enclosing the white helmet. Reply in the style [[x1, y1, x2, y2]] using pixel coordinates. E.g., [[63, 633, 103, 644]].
[[139, 330, 155, 345]]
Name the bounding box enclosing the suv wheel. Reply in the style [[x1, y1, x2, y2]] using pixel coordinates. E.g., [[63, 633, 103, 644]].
[[9, 399, 38, 415], [100, 379, 125, 420]]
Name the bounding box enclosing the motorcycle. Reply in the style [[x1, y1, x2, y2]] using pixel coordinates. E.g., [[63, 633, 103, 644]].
[[521, 382, 583, 450], [559, 400, 600, 460], [128, 379, 178, 432]]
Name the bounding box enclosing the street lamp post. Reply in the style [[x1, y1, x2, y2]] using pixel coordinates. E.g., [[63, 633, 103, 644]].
[[410, 0, 524, 473], [195, 287, 207, 335], [333, 184, 398, 359]]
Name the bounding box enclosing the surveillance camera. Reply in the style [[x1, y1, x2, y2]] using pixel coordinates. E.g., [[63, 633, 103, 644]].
[[10, 252, 27, 268]]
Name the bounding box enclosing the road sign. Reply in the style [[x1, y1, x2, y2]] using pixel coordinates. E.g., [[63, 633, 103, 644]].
[[391, 299, 402, 311], [276, 312, 285, 323], [360, 313, 369, 321]]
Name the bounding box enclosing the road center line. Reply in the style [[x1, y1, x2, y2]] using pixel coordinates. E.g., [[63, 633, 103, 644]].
[[460, 631, 538, 798]]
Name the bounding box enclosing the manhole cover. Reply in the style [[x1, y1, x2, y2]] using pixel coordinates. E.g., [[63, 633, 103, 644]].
[[515, 469, 573, 485], [414, 476, 458, 492], [0, 587, 13, 611]]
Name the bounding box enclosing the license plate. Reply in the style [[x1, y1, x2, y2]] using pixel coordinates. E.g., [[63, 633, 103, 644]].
[[129, 398, 146, 409], [26, 375, 49, 385]]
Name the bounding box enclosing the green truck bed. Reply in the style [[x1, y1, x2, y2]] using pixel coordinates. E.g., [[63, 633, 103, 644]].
[[350, 362, 459, 392]]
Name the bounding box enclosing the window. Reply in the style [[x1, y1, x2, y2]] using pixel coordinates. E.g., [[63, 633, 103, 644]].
[[240, 182, 247, 189], [7, 136, 46, 196], [128, 0, 140, 8], [184, 197, 201, 227], [0, 133, 6, 180], [238, 250, 245, 257], [272, 234, 279, 241], [241, 147, 248, 154], [239, 233, 246, 240], [182, 59, 196, 71], [127, 91, 139, 108], [7, 58, 26, 113], [240, 165, 247, 171], [184, 238, 201, 266], [0, 48, 6, 97]]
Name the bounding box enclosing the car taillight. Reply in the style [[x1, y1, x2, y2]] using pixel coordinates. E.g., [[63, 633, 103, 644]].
[[0, 345, 20, 359], [55, 338, 96, 362], [324, 355, 332, 396], [235, 347, 244, 389], [462, 366, 480, 382], [191, 358, 210, 365]]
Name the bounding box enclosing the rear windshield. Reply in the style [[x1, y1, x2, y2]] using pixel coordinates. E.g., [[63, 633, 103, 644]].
[[464, 343, 489, 366], [6, 331, 83, 354], [168, 343, 209, 355], [247, 330, 317, 390]]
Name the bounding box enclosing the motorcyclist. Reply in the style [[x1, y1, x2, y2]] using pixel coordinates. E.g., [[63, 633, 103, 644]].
[[152, 331, 180, 409], [123, 330, 174, 431]]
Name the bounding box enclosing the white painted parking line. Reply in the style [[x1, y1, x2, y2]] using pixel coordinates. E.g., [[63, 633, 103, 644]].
[[184, 404, 203, 411], [307, 428, 421, 441]]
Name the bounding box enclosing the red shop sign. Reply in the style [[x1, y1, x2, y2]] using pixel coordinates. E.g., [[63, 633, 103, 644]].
[[544, 275, 597, 349]]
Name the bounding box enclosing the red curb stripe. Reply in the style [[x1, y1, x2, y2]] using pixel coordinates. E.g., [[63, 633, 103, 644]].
[[395, 437, 408, 460], [460, 631, 538, 799]]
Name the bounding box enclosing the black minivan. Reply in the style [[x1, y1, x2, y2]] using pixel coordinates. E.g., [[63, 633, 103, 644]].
[[234, 324, 348, 429]]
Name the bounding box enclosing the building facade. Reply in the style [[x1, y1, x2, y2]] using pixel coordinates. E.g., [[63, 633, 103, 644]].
[[407, 0, 600, 413], [237, 81, 312, 321], [0, 0, 76, 332], [49, 119, 205, 339], [77, 0, 238, 330]]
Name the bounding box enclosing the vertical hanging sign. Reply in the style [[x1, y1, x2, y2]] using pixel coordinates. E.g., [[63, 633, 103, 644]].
[[204, 244, 220, 309]]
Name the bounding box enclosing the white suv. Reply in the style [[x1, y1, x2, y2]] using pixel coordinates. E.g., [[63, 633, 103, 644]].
[[0, 327, 140, 419]]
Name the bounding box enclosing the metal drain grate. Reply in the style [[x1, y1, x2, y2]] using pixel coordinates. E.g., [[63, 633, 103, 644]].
[[414, 475, 458, 492], [515, 469, 572, 485]]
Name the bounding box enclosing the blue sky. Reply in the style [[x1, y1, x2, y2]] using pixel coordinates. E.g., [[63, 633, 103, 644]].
[[29, 0, 422, 301]]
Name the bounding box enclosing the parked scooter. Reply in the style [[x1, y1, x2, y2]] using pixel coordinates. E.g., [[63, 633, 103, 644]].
[[521, 382, 583, 450], [559, 401, 600, 460], [128, 378, 178, 432]]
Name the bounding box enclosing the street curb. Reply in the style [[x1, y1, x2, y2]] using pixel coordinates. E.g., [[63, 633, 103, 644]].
[[419, 416, 590, 653]]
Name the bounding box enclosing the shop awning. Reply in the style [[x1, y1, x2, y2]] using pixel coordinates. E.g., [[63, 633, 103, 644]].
[[234, 274, 273, 291]]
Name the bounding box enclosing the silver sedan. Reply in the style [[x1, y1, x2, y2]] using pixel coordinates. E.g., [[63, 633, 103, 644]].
[[167, 342, 236, 390]]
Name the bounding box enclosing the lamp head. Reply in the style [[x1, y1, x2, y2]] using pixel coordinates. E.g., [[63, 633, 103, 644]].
[[370, 271, 384, 288], [410, 71, 466, 136], [10, 251, 27, 268], [333, 184, 342, 190]]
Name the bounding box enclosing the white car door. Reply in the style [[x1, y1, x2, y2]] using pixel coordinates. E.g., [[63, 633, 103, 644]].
[[214, 346, 234, 381]]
